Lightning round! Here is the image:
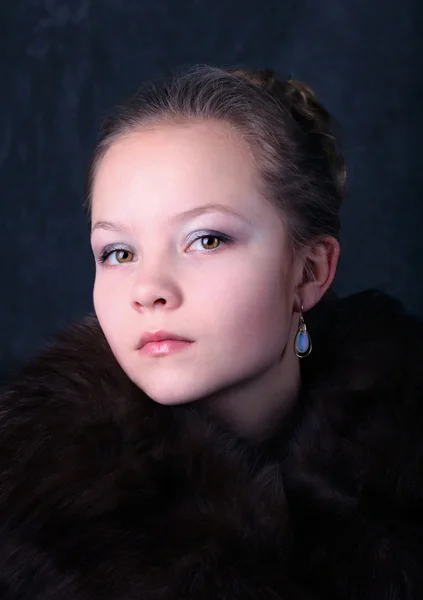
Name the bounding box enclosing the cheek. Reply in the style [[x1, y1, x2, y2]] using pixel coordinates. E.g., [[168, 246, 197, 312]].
[[94, 271, 126, 304], [93, 277, 109, 317], [209, 260, 292, 349], [93, 276, 126, 340]]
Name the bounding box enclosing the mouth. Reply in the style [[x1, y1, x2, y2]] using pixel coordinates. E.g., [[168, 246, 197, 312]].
[[139, 339, 194, 357], [137, 330, 194, 356]]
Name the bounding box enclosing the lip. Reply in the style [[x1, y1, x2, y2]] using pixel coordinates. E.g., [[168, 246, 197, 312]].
[[140, 339, 193, 357], [138, 330, 193, 350]]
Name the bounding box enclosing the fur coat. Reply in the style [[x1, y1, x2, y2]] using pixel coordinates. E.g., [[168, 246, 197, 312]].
[[1, 289, 423, 600]]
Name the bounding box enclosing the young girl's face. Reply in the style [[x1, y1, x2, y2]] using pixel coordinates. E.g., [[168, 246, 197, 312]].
[[91, 121, 300, 405]]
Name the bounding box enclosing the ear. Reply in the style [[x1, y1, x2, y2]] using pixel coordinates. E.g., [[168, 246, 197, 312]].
[[295, 235, 341, 312]]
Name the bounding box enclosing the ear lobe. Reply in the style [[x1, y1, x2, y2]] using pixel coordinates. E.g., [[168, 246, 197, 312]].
[[296, 236, 340, 312]]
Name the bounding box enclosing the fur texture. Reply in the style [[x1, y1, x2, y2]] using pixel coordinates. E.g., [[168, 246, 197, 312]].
[[1, 289, 423, 599]]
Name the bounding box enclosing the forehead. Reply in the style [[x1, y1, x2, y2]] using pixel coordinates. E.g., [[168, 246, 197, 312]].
[[90, 121, 279, 228]]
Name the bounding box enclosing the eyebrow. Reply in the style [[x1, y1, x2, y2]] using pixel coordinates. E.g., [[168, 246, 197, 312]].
[[91, 203, 252, 233]]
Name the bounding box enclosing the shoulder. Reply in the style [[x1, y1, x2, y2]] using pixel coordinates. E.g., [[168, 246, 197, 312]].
[[0, 314, 177, 524], [0, 314, 136, 455], [286, 289, 423, 511], [304, 288, 423, 392], [282, 291, 423, 596]]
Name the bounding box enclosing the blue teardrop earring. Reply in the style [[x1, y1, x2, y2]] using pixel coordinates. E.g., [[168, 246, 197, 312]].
[[294, 304, 312, 358]]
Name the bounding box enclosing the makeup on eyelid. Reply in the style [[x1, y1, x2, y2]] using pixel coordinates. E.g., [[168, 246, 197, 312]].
[[90, 202, 255, 235], [92, 215, 249, 250], [95, 229, 236, 266]]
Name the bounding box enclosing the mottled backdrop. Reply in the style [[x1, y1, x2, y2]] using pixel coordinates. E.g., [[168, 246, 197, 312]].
[[1, 0, 422, 383]]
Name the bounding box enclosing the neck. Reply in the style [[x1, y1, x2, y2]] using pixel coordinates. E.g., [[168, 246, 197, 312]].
[[202, 313, 301, 441]]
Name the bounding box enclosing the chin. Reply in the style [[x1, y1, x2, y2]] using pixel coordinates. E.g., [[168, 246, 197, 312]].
[[131, 377, 203, 406], [136, 374, 243, 408], [150, 395, 198, 406], [142, 390, 202, 407]]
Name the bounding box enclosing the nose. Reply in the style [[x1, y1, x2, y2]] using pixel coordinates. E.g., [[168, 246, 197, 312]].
[[130, 263, 182, 313]]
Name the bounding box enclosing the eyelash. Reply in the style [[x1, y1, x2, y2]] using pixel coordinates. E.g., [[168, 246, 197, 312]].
[[97, 231, 234, 266]]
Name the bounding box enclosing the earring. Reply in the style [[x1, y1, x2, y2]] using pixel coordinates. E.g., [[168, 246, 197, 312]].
[[294, 304, 312, 358]]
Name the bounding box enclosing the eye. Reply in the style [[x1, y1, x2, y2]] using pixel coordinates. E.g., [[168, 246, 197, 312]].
[[114, 249, 134, 263], [189, 231, 233, 252], [99, 247, 135, 265], [198, 235, 220, 250], [97, 231, 233, 267]]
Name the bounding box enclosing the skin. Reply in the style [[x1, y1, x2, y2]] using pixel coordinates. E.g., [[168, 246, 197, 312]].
[[90, 120, 340, 438]]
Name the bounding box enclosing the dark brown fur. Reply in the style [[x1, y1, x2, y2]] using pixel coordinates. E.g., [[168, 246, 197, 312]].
[[1, 289, 423, 599]]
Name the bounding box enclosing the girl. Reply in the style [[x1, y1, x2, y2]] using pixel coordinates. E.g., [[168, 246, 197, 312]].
[[1, 65, 422, 599]]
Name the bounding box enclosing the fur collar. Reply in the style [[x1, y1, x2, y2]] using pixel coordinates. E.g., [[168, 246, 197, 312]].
[[1, 289, 422, 599]]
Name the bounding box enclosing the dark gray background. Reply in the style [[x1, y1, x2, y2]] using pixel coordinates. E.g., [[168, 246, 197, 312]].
[[1, 0, 422, 384]]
